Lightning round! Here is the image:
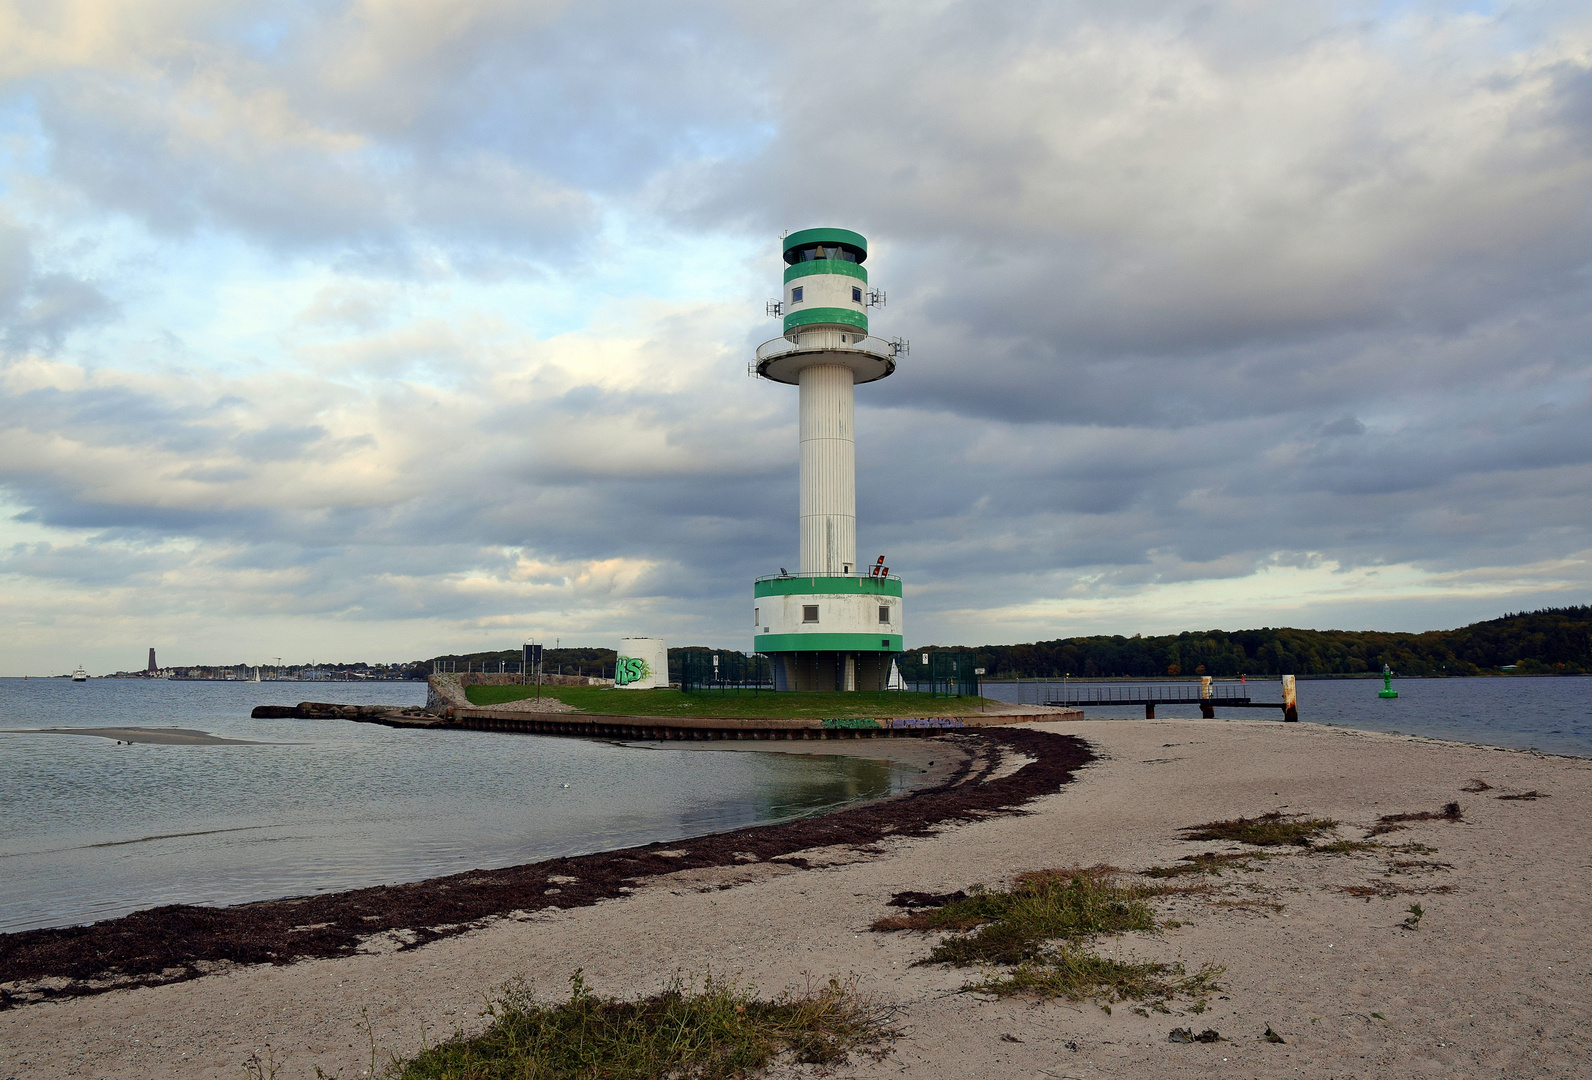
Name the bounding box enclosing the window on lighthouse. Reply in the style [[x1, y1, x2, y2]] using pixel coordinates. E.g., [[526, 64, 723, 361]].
[[852, 286, 863, 303], [791, 286, 804, 303]]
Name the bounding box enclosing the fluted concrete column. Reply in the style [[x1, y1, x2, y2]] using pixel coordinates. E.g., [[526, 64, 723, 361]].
[[798, 363, 856, 575]]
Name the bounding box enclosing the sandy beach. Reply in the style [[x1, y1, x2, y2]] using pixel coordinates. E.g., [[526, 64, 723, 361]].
[[3, 717, 1588, 1079]]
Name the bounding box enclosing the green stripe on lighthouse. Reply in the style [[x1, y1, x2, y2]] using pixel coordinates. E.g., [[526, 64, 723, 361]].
[[784, 307, 868, 333]]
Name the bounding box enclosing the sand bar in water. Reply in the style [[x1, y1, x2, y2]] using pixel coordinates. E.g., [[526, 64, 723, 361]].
[[0, 726, 268, 745]]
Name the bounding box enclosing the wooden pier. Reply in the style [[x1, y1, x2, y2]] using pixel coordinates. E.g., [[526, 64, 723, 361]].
[[1043, 676, 1299, 722]]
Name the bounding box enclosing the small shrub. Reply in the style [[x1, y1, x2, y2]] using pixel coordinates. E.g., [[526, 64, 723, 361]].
[[921, 869, 1156, 967], [388, 971, 891, 1080]]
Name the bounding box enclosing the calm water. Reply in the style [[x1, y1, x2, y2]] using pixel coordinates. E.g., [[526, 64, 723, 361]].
[[0, 679, 919, 934], [983, 675, 1592, 757]]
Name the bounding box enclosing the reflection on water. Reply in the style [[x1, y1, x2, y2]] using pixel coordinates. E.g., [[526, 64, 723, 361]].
[[0, 680, 919, 933], [982, 675, 1592, 757]]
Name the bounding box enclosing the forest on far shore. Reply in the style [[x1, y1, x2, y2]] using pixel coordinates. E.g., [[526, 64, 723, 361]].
[[947, 606, 1591, 679]]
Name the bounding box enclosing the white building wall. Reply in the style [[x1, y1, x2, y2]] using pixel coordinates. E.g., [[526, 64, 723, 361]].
[[788, 273, 866, 315], [616, 636, 668, 689], [798, 363, 856, 575], [757, 592, 900, 637]]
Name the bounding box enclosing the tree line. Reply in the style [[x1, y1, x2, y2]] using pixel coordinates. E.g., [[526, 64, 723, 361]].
[[937, 606, 1591, 678]]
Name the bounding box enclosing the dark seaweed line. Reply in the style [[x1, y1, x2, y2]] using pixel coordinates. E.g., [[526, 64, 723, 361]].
[[0, 728, 1092, 1007]]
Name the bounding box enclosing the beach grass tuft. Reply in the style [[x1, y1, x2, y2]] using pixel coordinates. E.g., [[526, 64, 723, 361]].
[[875, 867, 1224, 1008], [969, 948, 1225, 1005], [1311, 838, 1388, 854], [901, 868, 1157, 967], [1179, 812, 1339, 847], [386, 971, 891, 1080]]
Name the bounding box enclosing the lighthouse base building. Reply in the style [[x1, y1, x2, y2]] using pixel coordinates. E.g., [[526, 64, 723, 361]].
[[751, 228, 904, 691]]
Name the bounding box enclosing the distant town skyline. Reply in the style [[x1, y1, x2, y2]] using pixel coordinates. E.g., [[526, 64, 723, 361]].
[[3, 2, 1591, 676]]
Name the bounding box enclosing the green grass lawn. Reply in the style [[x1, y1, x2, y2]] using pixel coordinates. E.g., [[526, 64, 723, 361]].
[[462, 683, 996, 718]]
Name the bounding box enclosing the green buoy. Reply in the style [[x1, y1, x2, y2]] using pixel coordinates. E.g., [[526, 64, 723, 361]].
[[1378, 664, 1398, 699]]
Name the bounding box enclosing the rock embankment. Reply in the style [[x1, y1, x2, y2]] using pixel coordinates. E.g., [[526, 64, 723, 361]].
[[248, 703, 447, 727]]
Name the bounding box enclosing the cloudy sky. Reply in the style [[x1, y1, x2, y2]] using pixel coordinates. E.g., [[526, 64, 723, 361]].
[[2, 0, 1590, 674]]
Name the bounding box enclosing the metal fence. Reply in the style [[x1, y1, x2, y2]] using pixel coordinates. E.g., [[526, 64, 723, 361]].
[[679, 650, 775, 694], [898, 649, 980, 698], [983, 678, 1269, 706]]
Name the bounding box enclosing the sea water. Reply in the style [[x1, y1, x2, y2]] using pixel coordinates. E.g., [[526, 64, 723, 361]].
[[0, 679, 919, 934], [982, 674, 1592, 757]]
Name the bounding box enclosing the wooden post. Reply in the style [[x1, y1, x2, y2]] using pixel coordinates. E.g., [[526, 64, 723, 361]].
[[1144, 703, 1155, 719], [1282, 674, 1298, 722], [1199, 676, 1214, 718]]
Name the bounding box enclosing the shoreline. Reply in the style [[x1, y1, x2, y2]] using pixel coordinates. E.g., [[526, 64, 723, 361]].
[[5, 716, 1588, 1079], [0, 727, 1091, 1008]]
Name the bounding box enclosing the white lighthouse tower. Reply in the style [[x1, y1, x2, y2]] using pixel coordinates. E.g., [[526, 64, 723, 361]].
[[752, 228, 905, 691]]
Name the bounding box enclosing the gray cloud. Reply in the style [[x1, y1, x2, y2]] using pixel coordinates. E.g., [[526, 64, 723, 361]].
[[3, 0, 1592, 671]]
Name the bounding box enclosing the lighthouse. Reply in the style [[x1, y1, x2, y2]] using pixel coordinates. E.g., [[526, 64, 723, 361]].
[[752, 228, 906, 691]]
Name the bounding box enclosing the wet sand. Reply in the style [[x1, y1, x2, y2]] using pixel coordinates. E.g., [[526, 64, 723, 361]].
[[2, 718, 1588, 1079], [0, 727, 268, 746]]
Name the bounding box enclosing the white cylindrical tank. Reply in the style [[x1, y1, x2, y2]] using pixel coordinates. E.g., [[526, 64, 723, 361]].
[[798, 363, 857, 575], [616, 637, 668, 689]]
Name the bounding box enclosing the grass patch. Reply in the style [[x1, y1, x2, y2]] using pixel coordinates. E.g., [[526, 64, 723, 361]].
[[1312, 839, 1388, 854], [1143, 852, 1267, 878], [908, 868, 1157, 967], [878, 868, 1225, 1009], [1179, 812, 1339, 847], [462, 684, 995, 719], [388, 971, 891, 1080], [969, 947, 1224, 1005]]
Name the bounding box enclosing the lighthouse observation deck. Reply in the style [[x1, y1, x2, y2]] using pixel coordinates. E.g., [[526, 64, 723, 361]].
[[754, 332, 900, 385]]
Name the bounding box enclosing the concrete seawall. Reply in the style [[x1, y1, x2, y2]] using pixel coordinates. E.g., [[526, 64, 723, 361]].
[[447, 706, 1082, 740]]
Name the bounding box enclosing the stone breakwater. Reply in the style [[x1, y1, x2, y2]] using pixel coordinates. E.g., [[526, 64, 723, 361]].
[[424, 671, 613, 713]]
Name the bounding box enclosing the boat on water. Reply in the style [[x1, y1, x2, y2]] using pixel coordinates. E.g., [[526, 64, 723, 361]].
[[71, 666, 88, 682]]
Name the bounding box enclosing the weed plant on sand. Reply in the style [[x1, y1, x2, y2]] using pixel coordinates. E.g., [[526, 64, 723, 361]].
[[388, 972, 890, 1080], [873, 868, 1156, 967], [1179, 811, 1338, 847], [872, 868, 1223, 1008], [971, 948, 1225, 1006]]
